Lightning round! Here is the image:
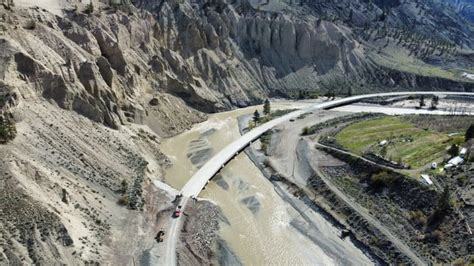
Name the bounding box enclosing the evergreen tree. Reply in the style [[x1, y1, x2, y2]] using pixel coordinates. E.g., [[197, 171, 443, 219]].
[[430, 95, 439, 110], [0, 115, 16, 144], [437, 186, 451, 213], [447, 144, 459, 158], [419, 95, 425, 107], [263, 99, 271, 116], [253, 110, 260, 126], [85, 0, 94, 14], [465, 124, 474, 142]]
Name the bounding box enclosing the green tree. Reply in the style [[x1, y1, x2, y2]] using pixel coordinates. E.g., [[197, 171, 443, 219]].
[[120, 179, 128, 194], [298, 90, 305, 100], [301, 127, 310, 136], [437, 186, 451, 213], [253, 110, 260, 126], [465, 124, 474, 142], [84, 0, 94, 14], [430, 95, 439, 110], [447, 144, 459, 158], [419, 95, 425, 108], [0, 115, 16, 144], [263, 99, 271, 116]]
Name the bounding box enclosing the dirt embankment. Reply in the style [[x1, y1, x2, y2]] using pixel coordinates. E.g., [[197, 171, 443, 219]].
[[177, 200, 240, 266], [0, 99, 177, 265], [302, 113, 473, 264], [236, 114, 384, 264], [238, 110, 473, 264]]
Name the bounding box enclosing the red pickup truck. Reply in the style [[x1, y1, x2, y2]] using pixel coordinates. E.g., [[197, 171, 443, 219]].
[[172, 206, 182, 218]]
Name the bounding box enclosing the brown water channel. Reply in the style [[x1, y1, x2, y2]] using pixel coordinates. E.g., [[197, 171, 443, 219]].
[[160, 100, 373, 265]]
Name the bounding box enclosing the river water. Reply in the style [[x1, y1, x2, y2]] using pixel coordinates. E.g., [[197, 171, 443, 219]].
[[160, 100, 373, 265]]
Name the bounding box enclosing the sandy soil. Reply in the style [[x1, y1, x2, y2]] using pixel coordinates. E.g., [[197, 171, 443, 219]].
[[0, 99, 176, 264], [15, 0, 69, 16], [14, 0, 101, 16]]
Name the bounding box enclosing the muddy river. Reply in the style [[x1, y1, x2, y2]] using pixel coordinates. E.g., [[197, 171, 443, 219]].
[[160, 100, 373, 265]]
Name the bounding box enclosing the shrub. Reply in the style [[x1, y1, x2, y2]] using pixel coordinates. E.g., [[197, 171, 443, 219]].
[[451, 258, 465, 266], [447, 144, 459, 158], [84, 1, 94, 14], [260, 142, 268, 154], [466, 124, 474, 142], [24, 20, 36, 30], [263, 159, 273, 168], [0, 115, 16, 144], [457, 175, 468, 186], [370, 170, 397, 188], [117, 195, 129, 206], [301, 127, 311, 136], [425, 229, 444, 243], [120, 179, 128, 195], [409, 210, 427, 227]]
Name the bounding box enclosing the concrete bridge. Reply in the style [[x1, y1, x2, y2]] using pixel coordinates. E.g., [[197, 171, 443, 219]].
[[164, 91, 474, 266], [179, 91, 474, 198]]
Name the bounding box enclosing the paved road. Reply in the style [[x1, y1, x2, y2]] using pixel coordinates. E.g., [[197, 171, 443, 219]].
[[163, 197, 187, 266], [307, 141, 428, 265], [179, 91, 473, 198], [165, 91, 474, 265]]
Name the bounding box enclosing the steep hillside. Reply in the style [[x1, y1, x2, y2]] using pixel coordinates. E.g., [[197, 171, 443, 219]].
[[0, 0, 474, 264], [436, 0, 474, 23], [132, 0, 474, 98]]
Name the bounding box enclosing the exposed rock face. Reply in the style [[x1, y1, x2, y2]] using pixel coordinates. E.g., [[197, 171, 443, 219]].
[[2, 0, 473, 136], [0, 0, 474, 264], [0, 6, 206, 135]]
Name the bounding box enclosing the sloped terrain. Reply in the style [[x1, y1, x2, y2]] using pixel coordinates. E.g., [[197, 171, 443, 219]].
[[0, 0, 474, 264]]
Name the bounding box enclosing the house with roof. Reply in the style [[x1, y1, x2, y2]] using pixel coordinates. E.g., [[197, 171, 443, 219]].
[[445, 156, 464, 169]]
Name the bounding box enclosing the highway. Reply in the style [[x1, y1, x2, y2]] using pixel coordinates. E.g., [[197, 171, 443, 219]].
[[164, 91, 474, 266], [179, 91, 473, 198]]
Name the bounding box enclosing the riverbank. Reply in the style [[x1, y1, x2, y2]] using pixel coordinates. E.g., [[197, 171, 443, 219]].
[[177, 199, 241, 265], [161, 100, 360, 265], [237, 114, 381, 265]]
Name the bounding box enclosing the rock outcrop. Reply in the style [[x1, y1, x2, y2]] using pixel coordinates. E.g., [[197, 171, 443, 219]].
[[0, 0, 474, 264]]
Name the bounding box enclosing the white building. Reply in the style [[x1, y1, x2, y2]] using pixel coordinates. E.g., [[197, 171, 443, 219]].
[[444, 163, 454, 170], [379, 140, 388, 146], [445, 156, 464, 169], [420, 174, 433, 185], [460, 148, 467, 158]]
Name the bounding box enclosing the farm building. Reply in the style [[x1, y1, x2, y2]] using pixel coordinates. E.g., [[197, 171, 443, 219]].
[[445, 156, 464, 169]]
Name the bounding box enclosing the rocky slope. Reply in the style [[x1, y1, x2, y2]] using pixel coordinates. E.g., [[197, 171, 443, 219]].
[[0, 0, 474, 264], [133, 0, 474, 98], [437, 0, 474, 23]]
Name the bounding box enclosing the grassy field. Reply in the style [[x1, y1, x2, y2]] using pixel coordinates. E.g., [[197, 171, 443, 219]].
[[369, 48, 474, 83], [335, 116, 464, 169]]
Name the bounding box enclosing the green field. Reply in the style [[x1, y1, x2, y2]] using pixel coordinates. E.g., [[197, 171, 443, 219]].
[[369, 48, 474, 83], [335, 116, 464, 169]]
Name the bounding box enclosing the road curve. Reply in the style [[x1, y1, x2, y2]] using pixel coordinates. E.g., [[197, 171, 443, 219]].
[[180, 91, 473, 198], [165, 91, 473, 266]]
